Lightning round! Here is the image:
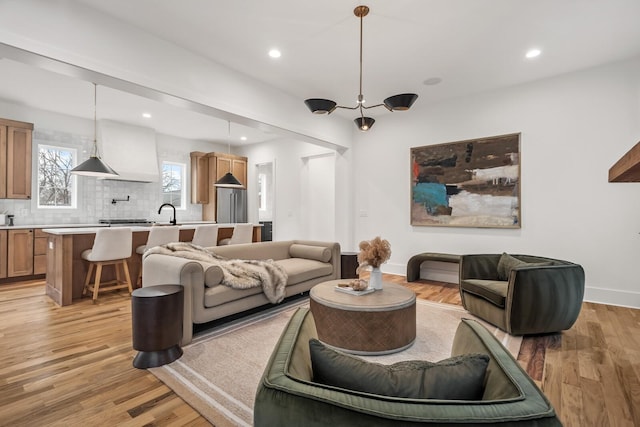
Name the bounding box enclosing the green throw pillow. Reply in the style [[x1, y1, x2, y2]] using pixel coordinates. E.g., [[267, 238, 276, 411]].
[[497, 253, 552, 280], [309, 339, 489, 400]]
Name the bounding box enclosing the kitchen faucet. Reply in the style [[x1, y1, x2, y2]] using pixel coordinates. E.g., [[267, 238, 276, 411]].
[[158, 203, 177, 225]]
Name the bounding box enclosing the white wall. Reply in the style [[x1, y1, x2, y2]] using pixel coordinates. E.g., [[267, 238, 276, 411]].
[[240, 138, 345, 242], [352, 58, 640, 308]]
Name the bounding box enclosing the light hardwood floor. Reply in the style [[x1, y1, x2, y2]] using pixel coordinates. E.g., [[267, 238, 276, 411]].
[[0, 275, 638, 426]]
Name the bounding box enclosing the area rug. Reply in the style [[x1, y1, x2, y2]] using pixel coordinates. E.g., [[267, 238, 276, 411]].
[[149, 299, 522, 427]]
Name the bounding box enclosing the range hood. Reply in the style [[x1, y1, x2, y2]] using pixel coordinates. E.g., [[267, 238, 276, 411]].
[[99, 120, 160, 182]]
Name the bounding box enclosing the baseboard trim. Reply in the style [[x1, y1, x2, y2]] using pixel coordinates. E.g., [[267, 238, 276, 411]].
[[584, 286, 640, 309]]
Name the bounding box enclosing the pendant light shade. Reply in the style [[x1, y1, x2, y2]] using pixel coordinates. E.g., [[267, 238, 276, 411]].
[[303, 5, 418, 131], [304, 99, 337, 114], [215, 172, 243, 188], [354, 116, 375, 132], [70, 156, 119, 177], [214, 121, 243, 188], [383, 93, 419, 111], [71, 83, 119, 178]]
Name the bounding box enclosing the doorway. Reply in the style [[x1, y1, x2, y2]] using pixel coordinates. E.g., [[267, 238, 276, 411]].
[[256, 162, 274, 241]]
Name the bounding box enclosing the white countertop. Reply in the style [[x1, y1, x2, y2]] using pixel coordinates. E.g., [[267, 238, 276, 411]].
[[0, 223, 107, 231], [42, 222, 259, 235]]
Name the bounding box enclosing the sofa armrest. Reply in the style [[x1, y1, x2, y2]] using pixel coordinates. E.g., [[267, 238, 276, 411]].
[[460, 254, 501, 281], [506, 264, 585, 335], [142, 253, 205, 345]]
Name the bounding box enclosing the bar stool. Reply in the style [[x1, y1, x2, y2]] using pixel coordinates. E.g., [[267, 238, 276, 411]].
[[136, 226, 180, 285], [82, 227, 133, 302], [191, 224, 219, 247], [218, 223, 253, 245]]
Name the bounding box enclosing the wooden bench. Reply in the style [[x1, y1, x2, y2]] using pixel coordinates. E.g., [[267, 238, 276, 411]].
[[406, 253, 461, 282]]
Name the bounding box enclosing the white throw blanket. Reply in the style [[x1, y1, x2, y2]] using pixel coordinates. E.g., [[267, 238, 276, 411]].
[[144, 242, 287, 304]]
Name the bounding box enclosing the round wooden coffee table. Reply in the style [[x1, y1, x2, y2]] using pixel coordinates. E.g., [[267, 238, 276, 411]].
[[309, 280, 416, 355]]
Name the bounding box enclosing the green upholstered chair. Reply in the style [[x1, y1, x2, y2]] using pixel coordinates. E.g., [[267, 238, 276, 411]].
[[459, 254, 585, 335], [254, 308, 561, 426]]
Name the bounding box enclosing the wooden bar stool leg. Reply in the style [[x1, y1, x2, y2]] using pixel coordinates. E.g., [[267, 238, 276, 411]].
[[115, 261, 122, 286], [137, 262, 143, 287], [83, 263, 95, 296], [92, 263, 103, 302], [122, 260, 133, 294]]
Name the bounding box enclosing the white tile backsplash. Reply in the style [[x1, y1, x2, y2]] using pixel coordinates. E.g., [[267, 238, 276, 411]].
[[0, 127, 207, 226]]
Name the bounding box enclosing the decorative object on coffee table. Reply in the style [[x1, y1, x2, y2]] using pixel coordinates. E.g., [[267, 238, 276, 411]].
[[131, 284, 184, 369], [356, 236, 391, 290]]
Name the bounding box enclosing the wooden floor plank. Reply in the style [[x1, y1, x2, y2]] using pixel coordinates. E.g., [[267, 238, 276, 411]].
[[0, 276, 639, 426]]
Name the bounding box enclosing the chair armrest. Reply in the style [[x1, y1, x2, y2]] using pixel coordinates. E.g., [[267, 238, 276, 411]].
[[506, 264, 585, 335], [460, 254, 501, 280]]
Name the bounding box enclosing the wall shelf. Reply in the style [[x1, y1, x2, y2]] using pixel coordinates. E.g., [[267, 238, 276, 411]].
[[609, 141, 640, 182]]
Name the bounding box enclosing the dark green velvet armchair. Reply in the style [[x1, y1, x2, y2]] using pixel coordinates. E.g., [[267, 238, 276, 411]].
[[459, 254, 585, 335], [254, 308, 561, 426]]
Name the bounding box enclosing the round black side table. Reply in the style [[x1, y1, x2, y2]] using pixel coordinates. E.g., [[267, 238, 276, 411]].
[[340, 252, 359, 279], [131, 285, 184, 369]]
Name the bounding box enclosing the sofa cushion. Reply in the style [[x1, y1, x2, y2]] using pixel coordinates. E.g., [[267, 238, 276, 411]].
[[203, 283, 263, 308], [461, 279, 508, 308], [309, 339, 489, 400], [275, 258, 333, 285], [497, 253, 552, 280], [289, 244, 331, 263]]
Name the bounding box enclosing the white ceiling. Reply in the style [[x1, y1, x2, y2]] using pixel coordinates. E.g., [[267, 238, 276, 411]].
[[2, 0, 640, 143]]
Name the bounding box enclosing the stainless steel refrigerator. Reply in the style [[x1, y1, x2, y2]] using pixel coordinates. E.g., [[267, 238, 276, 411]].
[[216, 188, 248, 223]]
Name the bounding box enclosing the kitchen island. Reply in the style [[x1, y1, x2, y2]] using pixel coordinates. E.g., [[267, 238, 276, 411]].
[[43, 223, 262, 306]]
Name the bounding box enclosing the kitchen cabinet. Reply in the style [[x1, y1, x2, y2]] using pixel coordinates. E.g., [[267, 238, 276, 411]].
[[215, 154, 247, 188], [0, 118, 33, 199], [0, 230, 6, 279], [33, 229, 48, 275], [8, 228, 33, 277], [191, 151, 248, 221], [190, 151, 209, 204]]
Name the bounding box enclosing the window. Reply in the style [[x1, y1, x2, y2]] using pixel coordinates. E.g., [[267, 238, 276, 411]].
[[162, 161, 186, 209], [37, 144, 77, 208]]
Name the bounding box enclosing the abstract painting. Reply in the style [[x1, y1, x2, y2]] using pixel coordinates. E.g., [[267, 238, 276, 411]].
[[411, 133, 521, 228]]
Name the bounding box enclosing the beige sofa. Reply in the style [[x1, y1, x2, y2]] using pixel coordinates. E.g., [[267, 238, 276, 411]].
[[142, 240, 341, 344]]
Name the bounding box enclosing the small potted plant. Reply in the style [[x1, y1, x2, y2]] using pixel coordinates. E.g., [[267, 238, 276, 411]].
[[356, 236, 391, 290]]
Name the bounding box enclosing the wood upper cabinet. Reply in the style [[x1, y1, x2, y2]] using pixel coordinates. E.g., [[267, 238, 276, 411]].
[[0, 118, 34, 199], [215, 154, 247, 188], [0, 230, 7, 279], [191, 151, 248, 221], [190, 151, 209, 204], [8, 228, 34, 277]]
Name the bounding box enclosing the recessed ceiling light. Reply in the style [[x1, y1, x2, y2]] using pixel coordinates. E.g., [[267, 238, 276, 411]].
[[240, 136, 247, 141], [142, 112, 152, 118], [525, 49, 541, 59], [423, 77, 442, 86], [268, 49, 281, 59]]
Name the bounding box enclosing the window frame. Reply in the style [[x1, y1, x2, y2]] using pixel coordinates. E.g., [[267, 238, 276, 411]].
[[161, 161, 187, 210], [36, 143, 78, 209]]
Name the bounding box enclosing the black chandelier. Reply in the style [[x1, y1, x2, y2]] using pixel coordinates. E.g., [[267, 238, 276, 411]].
[[304, 5, 418, 132]]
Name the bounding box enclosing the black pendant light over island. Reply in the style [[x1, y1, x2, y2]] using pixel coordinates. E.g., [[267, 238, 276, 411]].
[[70, 83, 119, 178]]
